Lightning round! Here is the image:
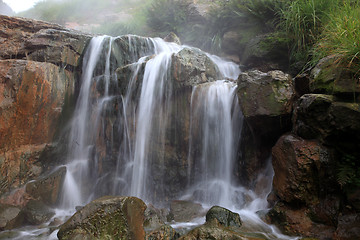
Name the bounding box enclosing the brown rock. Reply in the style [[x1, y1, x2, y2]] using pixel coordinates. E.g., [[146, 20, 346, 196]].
[[0, 204, 24, 230], [25, 166, 67, 206], [57, 196, 147, 240], [0, 59, 75, 195], [146, 225, 180, 240], [271, 134, 332, 205], [0, 15, 91, 68], [334, 213, 360, 240], [169, 200, 205, 222]]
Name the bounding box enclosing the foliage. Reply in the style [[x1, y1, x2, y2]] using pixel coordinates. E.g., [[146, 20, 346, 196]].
[[145, 0, 194, 35], [337, 154, 360, 188], [313, 1, 360, 75]]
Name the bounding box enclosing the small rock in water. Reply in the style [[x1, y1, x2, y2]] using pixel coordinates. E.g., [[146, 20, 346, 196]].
[[169, 200, 205, 222], [206, 206, 242, 228]]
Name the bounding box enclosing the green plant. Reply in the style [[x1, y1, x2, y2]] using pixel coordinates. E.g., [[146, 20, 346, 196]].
[[313, 1, 360, 75], [145, 0, 194, 35]]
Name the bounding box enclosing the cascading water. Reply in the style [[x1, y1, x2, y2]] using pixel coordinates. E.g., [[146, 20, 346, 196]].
[[57, 34, 297, 239]]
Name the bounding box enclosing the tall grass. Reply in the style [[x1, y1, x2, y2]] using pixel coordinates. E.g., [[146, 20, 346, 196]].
[[313, 1, 360, 75]]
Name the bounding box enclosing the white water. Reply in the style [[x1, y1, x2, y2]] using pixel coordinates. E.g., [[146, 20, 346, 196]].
[[54, 35, 297, 239]]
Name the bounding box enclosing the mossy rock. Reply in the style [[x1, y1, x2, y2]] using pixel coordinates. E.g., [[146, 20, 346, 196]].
[[57, 196, 146, 240], [206, 206, 242, 228]]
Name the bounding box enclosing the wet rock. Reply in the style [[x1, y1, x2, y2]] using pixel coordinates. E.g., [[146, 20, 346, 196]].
[[144, 204, 168, 230], [272, 134, 335, 205], [164, 32, 181, 45], [267, 203, 335, 239], [178, 223, 254, 240], [0, 204, 23, 230], [23, 200, 55, 225], [206, 206, 242, 228], [57, 196, 147, 240], [310, 55, 360, 95], [334, 213, 360, 240], [171, 47, 220, 88], [237, 70, 295, 184], [146, 224, 180, 240], [169, 200, 205, 222], [0, 59, 75, 195], [25, 166, 66, 206]]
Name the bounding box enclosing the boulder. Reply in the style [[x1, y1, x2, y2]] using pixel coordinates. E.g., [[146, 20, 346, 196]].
[[171, 47, 220, 88], [146, 225, 180, 240], [310, 55, 360, 95], [57, 196, 147, 240], [0, 204, 23, 230], [205, 206, 242, 228], [25, 166, 66, 206], [164, 32, 181, 45], [237, 70, 294, 119], [267, 203, 335, 239], [294, 94, 360, 150], [23, 200, 55, 225], [0, 60, 75, 195], [0, 15, 91, 68], [237, 70, 295, 184], [271, 134, 336, 205], [169, 200, 205, 222]]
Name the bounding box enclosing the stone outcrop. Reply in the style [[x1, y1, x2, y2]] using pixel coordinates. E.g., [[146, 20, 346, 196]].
[[205, 206, 242, 228], [310, 55, 360, 95], [0, 14, 90, 199], [146, 225, 180, 240], [168, 200, 205, 222], [58, 196, 147, 240], [237, 70, 295, 184]]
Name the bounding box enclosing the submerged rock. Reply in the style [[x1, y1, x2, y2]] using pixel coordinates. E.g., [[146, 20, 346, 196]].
[[23, 200, 55, 225], [57, 196, 146, 240]]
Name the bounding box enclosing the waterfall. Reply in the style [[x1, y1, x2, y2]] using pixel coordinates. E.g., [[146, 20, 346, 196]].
[[186, 80, 243, 209]]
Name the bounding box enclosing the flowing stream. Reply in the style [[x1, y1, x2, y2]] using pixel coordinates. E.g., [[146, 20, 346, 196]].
[[1, 35, 297, 239]]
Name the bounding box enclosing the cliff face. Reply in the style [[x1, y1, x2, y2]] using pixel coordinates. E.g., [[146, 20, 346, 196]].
[[0, 15, 91, 195]]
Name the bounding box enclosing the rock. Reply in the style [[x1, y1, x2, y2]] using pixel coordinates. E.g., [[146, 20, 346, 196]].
[[241, 32, 290, 72], [146, 225, 180, 240], [0, 187, 32, 208], [205, 206, 242, 228], [0, 59, 75, 195], [169, 200, 205, 222], [171, 47, 220, 88], [237, 70, 294, 185], [267, 203, 335, 239], [164, 32, 181, 45], [178, 223, 256, 240], [25, 166, 66, 206], [294, 94, 360, 150], [144, 204, 168, 230], [23, 200, 55, 225], [334, 213, 360, 240], [0, 204, 23, 230], [310, 55, 360, 95], [0, 15, 91, 68], [271, 134, 335, 205], [237, 70, 294, 118], [57, 196, 147, 240]]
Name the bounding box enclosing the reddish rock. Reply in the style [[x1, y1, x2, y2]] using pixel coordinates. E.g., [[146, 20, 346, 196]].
[[0, 60, 75, 195], [271, 134, 333, 205]]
